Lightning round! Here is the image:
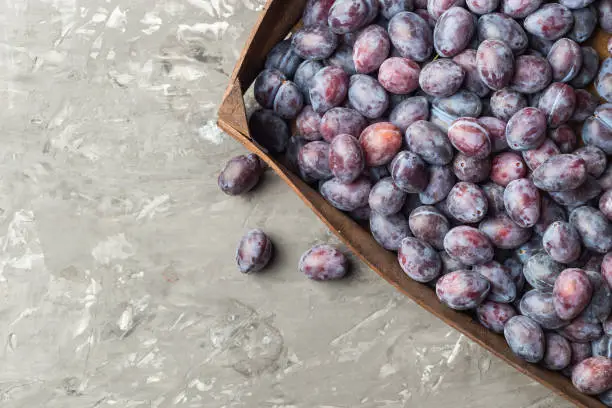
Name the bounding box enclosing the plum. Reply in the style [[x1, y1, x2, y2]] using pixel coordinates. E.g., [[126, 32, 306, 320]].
[[236, 229, 273, 273], [218, 154, 264, 196], [299, 244, 348, 280], [398, 236, 442, 281], [504, 315, 546, 363], [436, 270, 491, 310]]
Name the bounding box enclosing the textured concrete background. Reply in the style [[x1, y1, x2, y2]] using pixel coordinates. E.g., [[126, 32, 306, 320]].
[[0, 1, 574, 407]]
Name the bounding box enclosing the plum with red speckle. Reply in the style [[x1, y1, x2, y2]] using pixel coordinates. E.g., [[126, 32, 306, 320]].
[[547, 38, 583, 83], [303, 0, 335, 27], [328, 0, 369, 34], [309, 66, 349, 113], [476, 301, 517, 333], [329, 134, 365, 183], [572, 357, 612, 395], [467, 0, 498, 14], [490, 152, 527, 187], [447, 182, 488, 223], [236, 229, 273, 273], [427, 0, 464, 19], [524, 3, 573, 41], [511, 55, 552, 94], [505, 107, 547, 151], [436, 270, 491, 310], [398, 236, 442, 281], [353, 25, 390, 73], [553, 268, 593, 320], [504, 178, 541, 228], [448, 117, 491, 158], [501, 0, 542, 18], [218, 154, 264, 196], [476, 40, 515, 91], [532, 154, 587, 191], [444, 226, 494, 265], [299, 244, 348, 280], [479, 214, 532, 249], [378, 57, 420, 94], [522, 139, 560, 171], [504, 315, 546, 363], [490, 89, 527, 122], [537, 82, 576, 128], [297, 106, 323, 141], [419, 59, 464, 97]]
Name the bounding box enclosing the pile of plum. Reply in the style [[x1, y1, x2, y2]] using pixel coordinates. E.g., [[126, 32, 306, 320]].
[[220, 0, 612, 401]]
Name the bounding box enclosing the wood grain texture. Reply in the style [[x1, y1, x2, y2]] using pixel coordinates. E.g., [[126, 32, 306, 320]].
[[218, 2, 611, 406]]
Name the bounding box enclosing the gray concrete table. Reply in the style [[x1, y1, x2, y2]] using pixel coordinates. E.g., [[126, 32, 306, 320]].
[[0, 1, 572, 407]]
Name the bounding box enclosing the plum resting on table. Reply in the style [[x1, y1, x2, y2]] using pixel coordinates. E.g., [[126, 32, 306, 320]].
[[242, 0, 612, 398]]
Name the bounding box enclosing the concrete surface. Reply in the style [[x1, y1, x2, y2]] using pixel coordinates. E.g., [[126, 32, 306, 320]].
[[0, 1, 574, 407]]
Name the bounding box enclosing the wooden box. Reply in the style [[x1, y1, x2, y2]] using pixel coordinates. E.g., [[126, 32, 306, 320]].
[[217, 1, 610, 406]]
